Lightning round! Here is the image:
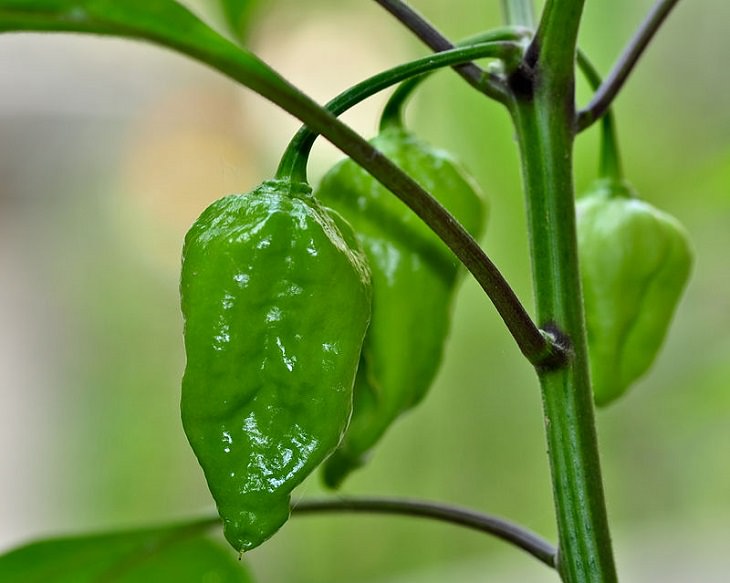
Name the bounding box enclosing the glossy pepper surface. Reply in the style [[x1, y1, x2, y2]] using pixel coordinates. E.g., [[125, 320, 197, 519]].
[[315, 126, 487, 487], [180, 179, 371, 551], [577, 180, 692, 406]]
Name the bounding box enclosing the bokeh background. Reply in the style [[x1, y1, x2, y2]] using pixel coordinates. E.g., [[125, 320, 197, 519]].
[[1, 1, 729, 581]]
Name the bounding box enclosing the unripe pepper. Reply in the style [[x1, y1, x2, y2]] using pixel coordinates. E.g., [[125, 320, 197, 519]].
[[577, 180, 692, 406], [180, 179, 371, 551], [315, 126, 487, 487]]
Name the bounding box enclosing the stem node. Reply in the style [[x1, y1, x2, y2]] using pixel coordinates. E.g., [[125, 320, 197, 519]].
[[507, 64, 536, 100], [534, 324, 573, 373]]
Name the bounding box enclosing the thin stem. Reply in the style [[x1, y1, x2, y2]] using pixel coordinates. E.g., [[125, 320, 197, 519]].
[[379, 27, 531, 130], [291, 497, 557, 569], [577, 0, 684, 130], [372, 0, 508, 102], [501, 0, 535, 28], [576, 51, 623, 181], [276, 40, 522, 182], [379, 74, 422, 130], [377, 26, 532, 132]]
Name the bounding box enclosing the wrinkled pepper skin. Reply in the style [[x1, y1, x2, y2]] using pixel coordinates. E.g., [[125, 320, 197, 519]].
[[577, 180, 692, 406], [315, 127, 487, 487], [180, 180, 371, 551]]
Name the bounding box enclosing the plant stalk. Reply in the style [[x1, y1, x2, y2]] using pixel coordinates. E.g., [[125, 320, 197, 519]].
[[292, 497, 557, 568], [372, 0, 507, 101], [507, 0, 618, 581], [578, 0, 685, 130], [276, 39, 521, 183], [576, 51, 623, 181]]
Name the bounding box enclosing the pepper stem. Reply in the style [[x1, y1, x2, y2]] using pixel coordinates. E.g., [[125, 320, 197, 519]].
[[576, 51, 640, 203], [274, 40, 521, 183], [379, 27, 530, 133], [291, 497, 557, 568]]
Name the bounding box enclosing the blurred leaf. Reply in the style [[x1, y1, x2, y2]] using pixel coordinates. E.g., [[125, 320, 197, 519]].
[[0, 521, 254, 582], [216, 0, 259, 43]]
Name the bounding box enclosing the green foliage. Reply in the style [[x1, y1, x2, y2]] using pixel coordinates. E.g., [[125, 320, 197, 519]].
[[0, 523, 254, 582]]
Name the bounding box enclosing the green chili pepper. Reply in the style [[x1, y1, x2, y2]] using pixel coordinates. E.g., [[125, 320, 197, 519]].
[[577, 179, 692, 406], [315, 126, 487, 487], [180, 179, 371, 552]]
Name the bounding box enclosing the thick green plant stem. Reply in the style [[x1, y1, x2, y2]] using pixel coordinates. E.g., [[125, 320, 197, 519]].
[[508, 1, 618, 581], [512, 87, 618, 583]]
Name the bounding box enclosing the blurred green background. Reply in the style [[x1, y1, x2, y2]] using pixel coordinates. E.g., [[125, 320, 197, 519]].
[[1, 1, 728, 581]]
